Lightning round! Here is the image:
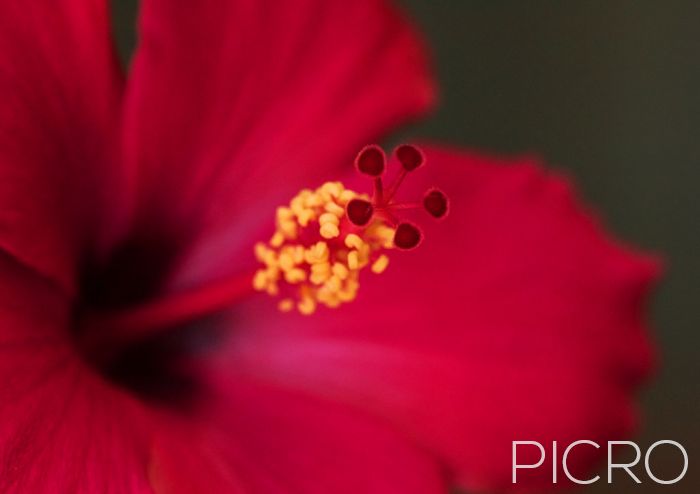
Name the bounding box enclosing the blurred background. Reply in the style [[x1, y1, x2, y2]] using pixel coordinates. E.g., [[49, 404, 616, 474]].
[[112, 2, 698, 492]]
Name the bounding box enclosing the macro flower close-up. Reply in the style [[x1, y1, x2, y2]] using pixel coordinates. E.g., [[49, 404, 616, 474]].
[[0, 1, 662, 493]]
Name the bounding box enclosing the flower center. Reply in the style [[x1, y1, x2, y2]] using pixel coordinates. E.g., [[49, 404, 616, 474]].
[[253, 144, 448, 315]]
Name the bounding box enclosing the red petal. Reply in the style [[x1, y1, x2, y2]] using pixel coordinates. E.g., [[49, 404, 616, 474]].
[[123, 0, 436, 287], [0, 252, 153, 493], [147, 423, 248, 494], [171, 378, 446, 494], [0, 1, 125, 292], [221, 146, 660, 491]]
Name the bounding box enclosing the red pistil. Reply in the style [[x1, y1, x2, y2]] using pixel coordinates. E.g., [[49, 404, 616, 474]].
[[346, 144, 449, 248]]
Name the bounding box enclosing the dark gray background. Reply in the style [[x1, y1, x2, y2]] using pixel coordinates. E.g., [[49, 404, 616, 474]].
[[112, 2, 698, 492]]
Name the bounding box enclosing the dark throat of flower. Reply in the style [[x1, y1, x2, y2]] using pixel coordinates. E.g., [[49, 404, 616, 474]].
[[71, 227, 252, 408]]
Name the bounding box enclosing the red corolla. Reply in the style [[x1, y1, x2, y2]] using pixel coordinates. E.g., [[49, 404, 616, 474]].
[[0, 0, 658, 493]]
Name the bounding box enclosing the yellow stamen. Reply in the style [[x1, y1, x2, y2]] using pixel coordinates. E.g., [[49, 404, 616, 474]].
[[270, 232, 285, 248], [319, 222, 340, 239], [276, 207, 293, 221], [319, 212, 340, 225], [297, 209, 315, 227], [284, 268, 307, 284], [310, 263, 331, 285], [252, 181, 395, 314], [298, 296, 317, 315], [324, 201, 345, 216], [371, 255, 390, 274], [338, 190, 355, 205], [332, 262, 349, 280], [344, 233, 365, 250], [278, 252, 295, 272], [305, 241, 329, 264], [347, 250, 360, 270], [253, 270, 268, 291]]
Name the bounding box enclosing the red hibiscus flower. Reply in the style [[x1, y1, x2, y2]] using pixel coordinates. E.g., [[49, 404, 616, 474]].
[[0, 1, 659, 493]]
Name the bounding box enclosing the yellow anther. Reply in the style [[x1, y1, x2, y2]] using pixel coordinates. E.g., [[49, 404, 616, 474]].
[[276, 207, 293, 221], [332, 262, 349, 280], [325, 275, 342, 293], [319, 222, 340, 239], [278, 252, 295, 272], [347, 250, 360, 270], [310, 264, 331, 285], [357, 243, 371, 268], [371, 255, 390, 274], [284, 268, 307, 284], [344, 233, 364, 250], [337, 289, 356, 302], [298, 296, 317, 315], [304, 193, 323, 208], [338, 190, 356, 205], [311, 261, 330, 273], [292, 245, 305, 264], [253, 270, 268, 291], [270, 232, 285, 248], [305, 241, 329, 264], [279, 220, 298, 239], [315, 285, 332, 302], [376, 226, 396, 248], [264, 265, 280, 281], [320, 182, 343, 200], [290, 196, 306, 216], [254, 180, 398, 314], [254, 242, 268, 262], [310, 260, 330, 272], [263, 251, 278, 267], [297, 209, 315, 227], [319, 212, 340, 225], [324, 201, 345, 216]]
